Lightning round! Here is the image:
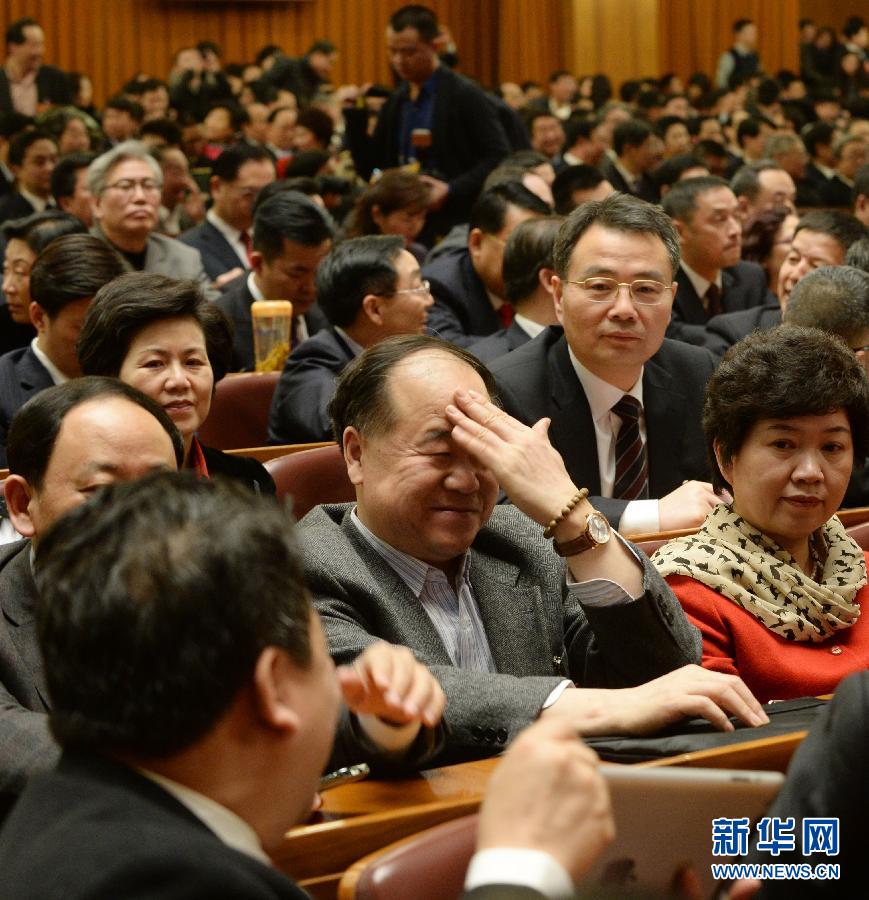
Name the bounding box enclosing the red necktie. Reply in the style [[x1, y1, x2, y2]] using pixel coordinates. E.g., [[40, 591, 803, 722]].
[[498, 303, 514, 328]]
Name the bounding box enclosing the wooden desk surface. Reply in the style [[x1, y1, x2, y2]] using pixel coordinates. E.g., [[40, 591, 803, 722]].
[[274, 730, 807, 898]]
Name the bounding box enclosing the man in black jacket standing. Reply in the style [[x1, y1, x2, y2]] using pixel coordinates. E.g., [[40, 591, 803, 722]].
[[0, 19, 71, 117]]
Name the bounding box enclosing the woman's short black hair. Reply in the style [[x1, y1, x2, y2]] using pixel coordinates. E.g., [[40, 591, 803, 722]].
[[77, 272, 233, 382], [704, 326, 869, 493]]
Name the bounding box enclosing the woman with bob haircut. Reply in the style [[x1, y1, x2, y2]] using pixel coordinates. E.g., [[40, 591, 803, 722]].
[[654, 326, 869, 702], [344, 169, 431, 264], [77, 272, 274, 494]]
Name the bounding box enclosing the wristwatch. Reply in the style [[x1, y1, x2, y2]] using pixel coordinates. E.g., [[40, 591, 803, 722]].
[[552, 510, 611, 557]]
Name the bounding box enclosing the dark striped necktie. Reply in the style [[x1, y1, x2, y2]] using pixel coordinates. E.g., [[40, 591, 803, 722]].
[[612, 395, 649, 500]]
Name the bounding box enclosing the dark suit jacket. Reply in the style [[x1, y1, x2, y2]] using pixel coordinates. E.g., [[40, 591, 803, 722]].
[[200, 444, 276, 496], [0, 191, 35, 224], [819, 174, 853, 208], [489, 328, 715, 528], [179, 219, 247, 283], [701, 303, 782, 358], [423, 248, 500, 346], [344, 65, 511, 229], [215, 276, 328, 372], [0, 750, 308, 899], [743, 671, 867, 898], [0, 345, 54, 466], [600, 158, 660, 204], [0, 305, 35, 357], [302, 503, 700, 764], [267, 328, 355, 445], [668, 261, 771, 345], [0, 541, 57, 810], [469, 320, 532, 362], [0, 65, 72, 116]]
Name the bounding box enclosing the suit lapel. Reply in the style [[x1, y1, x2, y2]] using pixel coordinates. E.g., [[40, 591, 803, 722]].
[[643, 353, 684, 497], [546, 338, 603, 493], [1, 544, 51, 710], [15, 349, 53, 394], [469, 552, 555, 677], [674, 268, 705, 324], [339, 515, 455, 666]]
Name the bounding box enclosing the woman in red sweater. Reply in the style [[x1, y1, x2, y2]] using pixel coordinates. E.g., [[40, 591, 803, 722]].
[[653, 326, 869, 703]]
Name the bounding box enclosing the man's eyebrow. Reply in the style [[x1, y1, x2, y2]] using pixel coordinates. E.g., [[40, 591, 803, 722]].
[[420, 428, 451, 444]]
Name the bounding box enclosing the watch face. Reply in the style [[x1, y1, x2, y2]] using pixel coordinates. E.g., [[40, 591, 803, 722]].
[[588, 512, 611, 544]]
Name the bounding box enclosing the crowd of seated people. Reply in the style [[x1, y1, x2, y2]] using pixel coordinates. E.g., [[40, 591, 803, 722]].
[[1, 4, 869, 897]]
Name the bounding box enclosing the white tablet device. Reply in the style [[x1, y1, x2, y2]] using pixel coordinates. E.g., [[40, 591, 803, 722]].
[[581, 766, 785, 897]]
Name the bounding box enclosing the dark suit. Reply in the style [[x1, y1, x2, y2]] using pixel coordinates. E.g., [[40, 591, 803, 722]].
[[0, 191, 36, 224], [344, 65, 511, 232], [423, 248, 500, 346], [743, 671, 868, 898], [302, 503, 699, 764], [819, 174, 853, 208], [0, 750, 308, 899], [701, 303, 781, 358], [0, 65, 72, 116], [0, 306, 34, 357], [267, 328, 356, 446], [667, 261, 771, 345], [469, 320, 532, 362], [215, 276, 328, 372], [600, 158, 660, 204], [200, 444, 276, 496], [0, 541, 57, 813], [179, 218, 247, 283], [0, 345, 54, 466], [489, 328, 715, 528]]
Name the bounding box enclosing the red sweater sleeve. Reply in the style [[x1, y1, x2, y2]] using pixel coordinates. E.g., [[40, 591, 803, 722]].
[[666, 575, 740, 677]]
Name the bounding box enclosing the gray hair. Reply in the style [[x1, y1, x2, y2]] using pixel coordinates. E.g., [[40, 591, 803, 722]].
[[764, 133, 805, 158], [553, 191, 680, 279], [87, 140, 162, 196], [785, 266, 869, 344]]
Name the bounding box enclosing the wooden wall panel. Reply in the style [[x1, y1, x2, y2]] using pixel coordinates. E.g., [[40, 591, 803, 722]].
[[564, 0, 660, 89], [659, 0, 800, 85], [798, 0, 861, 33], [497, 0, 566, 87]]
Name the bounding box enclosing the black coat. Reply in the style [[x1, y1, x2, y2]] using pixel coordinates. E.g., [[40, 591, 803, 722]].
[[469, 320, 533, 363], [0, 65, 71, 116], [0, 345, 54, 466], [489, 327, 715, 528], [701, 303, 782, 358]]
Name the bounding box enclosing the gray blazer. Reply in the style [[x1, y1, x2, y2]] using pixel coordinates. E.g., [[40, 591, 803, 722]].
[[90, 226, 219, 301], [301, 504, 700, 763], [0, 541, 57, 800]]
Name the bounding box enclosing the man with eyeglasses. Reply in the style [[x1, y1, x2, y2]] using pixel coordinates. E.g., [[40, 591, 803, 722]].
[[490, 192, 720, 536], [268, 235, 434, 445], [88, 140, 218, 300], [179, 144, 275, 285]]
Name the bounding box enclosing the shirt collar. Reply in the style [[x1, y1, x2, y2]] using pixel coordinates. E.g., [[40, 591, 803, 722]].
[[30, 338, 68, 386], [18, 187, 51, 213], [680, 258, 721, 299], [248, 270, 266, 301], [139, 769, 271, 866], [350, 507, 471, 597], [207, 207, 244, 242], [568, 347, 643, 424], [333, 326, 365, 357], [512, 314, 546, 339]]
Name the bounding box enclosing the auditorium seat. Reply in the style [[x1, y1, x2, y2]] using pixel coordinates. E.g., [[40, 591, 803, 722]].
[[196, 372, 280, 450], [338, 814, 478, 900], [265, 443, 355, 518], [846, 520, 869, 550]]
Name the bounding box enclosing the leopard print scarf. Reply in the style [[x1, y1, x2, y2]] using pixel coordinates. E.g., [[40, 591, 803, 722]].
[[652, 503, 864, 643]]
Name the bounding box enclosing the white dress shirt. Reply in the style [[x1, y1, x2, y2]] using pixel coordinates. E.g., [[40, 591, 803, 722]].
[[247, 271, 309, 344], [679, 259, 722, 309], [30, 338, 68, 385], [513, 314, 547, 340], [207, 208, 250, 269], [569, 349, 660, 533]]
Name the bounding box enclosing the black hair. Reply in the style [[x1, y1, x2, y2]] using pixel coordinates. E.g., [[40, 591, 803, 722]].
[[210, 143, 274, 182], [612, 118, 653, 156], [251, 190, 335, 260], [662, 175, 731, 221], [50, 152, 94, 202], [468, 182, 550, 235], [8, 129, 55, 167], [388, 5, 439, 42], [1, 209, 85, 251], [503, 216, 563, 304], [552, 164, 606, 215]]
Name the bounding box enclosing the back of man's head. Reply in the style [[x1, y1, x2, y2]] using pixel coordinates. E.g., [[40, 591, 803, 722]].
[[1, 209, 85, 253], [846, 237, 869, 272], [802, 121, 836, 158], [503, 216, 563, 305], [50, 152, 94, 204], [329, 335, 496, 441], [553, 192, 680, 279], [315, 235, 404, 328], [29, 234, 124, 317], [784, 266, 869, 346], [34, 473, 313, 760], [730, 161, 784, 200], [662, 175, 731, 222], [7, 377, 182, 491], [252, 190, 335, 260], [468, 182, 551, 236], [552, 164, 610, 214]]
